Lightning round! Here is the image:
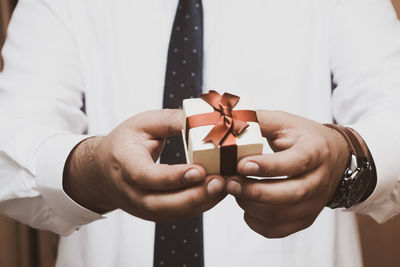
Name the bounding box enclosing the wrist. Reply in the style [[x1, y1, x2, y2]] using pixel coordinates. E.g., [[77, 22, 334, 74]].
[[63, 136, 116, 214]]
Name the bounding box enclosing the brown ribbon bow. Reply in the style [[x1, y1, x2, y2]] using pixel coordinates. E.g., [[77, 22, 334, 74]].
[[201, 90, 250, 147], [185, 90, 258, 175], [185, 90, 258, 147]]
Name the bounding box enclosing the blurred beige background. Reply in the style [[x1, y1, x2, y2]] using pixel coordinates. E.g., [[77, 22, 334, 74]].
[[0, 0, 399, 266]]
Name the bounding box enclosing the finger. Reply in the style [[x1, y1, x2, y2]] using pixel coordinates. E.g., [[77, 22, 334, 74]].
[[235, 198, 321, 225], [226, 169, 323, 205], [237, 141, 321, 177], [131, 109, 185, 138], [124, 149, 207, 190], [112, 132, 205, 191], [133, 176, 227, 222], [244, 212, 316, 239]]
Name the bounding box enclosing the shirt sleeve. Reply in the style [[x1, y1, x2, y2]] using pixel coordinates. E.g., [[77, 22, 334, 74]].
[[0, 0, 103, 235], [330, 0, 400, 223]]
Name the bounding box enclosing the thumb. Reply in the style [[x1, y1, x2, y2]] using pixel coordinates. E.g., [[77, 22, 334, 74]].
[[130, 109, 185, 138], [255, 110, 299, 139]]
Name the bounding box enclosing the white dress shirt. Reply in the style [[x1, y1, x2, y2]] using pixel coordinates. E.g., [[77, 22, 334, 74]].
[[1, 0, 400, 266]]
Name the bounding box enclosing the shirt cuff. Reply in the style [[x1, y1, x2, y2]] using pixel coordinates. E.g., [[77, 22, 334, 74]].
[[348, 119, 400, 223], [36, 134, 104, 234]]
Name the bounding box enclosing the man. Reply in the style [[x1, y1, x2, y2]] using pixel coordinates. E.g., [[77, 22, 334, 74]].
[[0, 0, 400, 266]]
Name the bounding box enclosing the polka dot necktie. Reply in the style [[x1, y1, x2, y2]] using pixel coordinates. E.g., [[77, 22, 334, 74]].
[[154, 1, 204, 267]]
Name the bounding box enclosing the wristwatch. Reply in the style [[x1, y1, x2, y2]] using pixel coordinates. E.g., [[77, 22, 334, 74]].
[[324, 124, 375, 209]]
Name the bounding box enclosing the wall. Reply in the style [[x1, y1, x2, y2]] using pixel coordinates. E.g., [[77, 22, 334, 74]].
[[393, 0, 400, 18]]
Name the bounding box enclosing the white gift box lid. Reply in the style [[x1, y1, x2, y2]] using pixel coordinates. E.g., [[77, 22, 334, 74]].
[[182, 92, 264, 174]]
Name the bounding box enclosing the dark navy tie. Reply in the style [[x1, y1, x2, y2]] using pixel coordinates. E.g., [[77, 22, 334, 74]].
[[154, 1, 204, 267]]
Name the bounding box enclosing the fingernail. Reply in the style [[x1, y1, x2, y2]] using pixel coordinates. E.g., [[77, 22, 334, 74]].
[[227, 180, 242, 195], [184, 168, 202, 182], [207, 178, 224, 196], [243, 162, 260, 173]]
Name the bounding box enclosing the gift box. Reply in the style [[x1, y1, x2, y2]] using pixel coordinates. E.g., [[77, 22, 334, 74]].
[[182, 90, 264, 175]]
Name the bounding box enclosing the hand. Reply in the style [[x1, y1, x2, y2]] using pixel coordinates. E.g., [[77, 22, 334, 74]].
[[226, 110, 350, 238], [63, 109, 226, 222]]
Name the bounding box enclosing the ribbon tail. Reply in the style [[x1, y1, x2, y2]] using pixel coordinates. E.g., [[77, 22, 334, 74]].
[[203, 124, 231, 147], [232, 119, 249, 136], [203, 116, 232, 147]]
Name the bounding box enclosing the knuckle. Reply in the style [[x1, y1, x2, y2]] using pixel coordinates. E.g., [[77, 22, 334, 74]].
[[109, 150, 123, 173], [142, 196, 159, 215], [167, 109, 183, 131], [108, 156, 123, 179], [299, 153, 313, 172], [161, 168, 185, 188], [187, 191, 203, 209], [319, 145, 331, 161], [291, 187, 309, 203], [320, 135, 331, 148], [138, 166, 166, 188], [110, 151, 120, 168], [257, 164, 267, 176], [160, 171, 176, 187], [131, 169, 147, 185], [167, 124, 175, 136], [177, 173, 188, 187], [249, 185, 264, 203], [263, 158, 277, 174]]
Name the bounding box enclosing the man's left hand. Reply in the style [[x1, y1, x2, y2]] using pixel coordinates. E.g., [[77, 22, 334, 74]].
[[226, 110, 350, 238]]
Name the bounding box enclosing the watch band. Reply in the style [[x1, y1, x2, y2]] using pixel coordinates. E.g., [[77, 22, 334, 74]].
[[324, 124, 365, 159]]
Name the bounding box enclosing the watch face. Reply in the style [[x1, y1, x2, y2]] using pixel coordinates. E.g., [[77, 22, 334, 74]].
[[328, 154, 372, 209], [346, 164, 372, 208], [346, 171, 365, 207]]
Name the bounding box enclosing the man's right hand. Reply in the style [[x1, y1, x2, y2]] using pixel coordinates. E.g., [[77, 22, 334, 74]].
[[63, 109, 226, 222]]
